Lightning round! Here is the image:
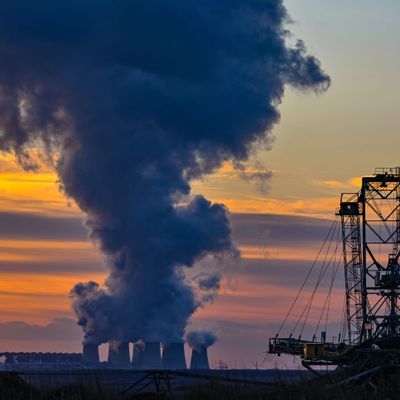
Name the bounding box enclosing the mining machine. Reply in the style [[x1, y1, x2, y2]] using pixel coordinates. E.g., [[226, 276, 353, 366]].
[[269, 167, 400, 383]]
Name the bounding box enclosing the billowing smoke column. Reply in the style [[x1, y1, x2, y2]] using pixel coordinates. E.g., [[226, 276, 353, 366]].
[[0, 2, 329, 345], [187, 330, 217, 370], [162, 342, 186, 370]]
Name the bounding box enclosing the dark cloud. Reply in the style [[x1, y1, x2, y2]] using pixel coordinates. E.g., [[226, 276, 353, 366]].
[[231, 213, 333, 247], [0, 212, 85, 242], [239, 258, 345, 289], [0, 211, 330, 247], [195, 273, 221, 291], [0, 212, 334, 281], [0, 260, 103, 275], [0, 318, 81, 341], [0, 0, 329, 345], [235, 162, 273, 194], [192, 271, 222, 305]]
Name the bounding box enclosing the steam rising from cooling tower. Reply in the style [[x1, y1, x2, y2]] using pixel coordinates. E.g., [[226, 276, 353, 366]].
[[0, 1, 329, 345], [187, 330, 217, 370], [186, 330, 217, 350]]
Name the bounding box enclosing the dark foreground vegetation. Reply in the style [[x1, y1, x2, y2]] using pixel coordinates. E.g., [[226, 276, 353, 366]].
[[0, 372, 398, 400]]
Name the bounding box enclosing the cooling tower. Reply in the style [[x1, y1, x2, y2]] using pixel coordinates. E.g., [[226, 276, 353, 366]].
[[141, 342, 161, 369], [108, 341, 130, 369], [82, 343, 99, 364], [131, 342, 145, 369], [162, 342, 186, 370], [190, 346, 210, 370]]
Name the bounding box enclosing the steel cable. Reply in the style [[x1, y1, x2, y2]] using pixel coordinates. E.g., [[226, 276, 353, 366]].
[[275, 219, 338, 337], [290, 218, 338, 336]]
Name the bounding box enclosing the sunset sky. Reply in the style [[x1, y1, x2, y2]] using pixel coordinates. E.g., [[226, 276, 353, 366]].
[[0, 0, 399, 368]]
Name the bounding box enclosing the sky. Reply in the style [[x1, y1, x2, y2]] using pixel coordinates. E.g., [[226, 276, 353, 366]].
[[0, 0, 399, 368]]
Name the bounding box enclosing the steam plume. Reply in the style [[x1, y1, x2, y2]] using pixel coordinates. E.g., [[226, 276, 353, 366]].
[[186, 330, 218, 351], [0, 1, 329, 344]]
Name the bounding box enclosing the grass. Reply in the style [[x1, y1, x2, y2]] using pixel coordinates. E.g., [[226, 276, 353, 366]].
[[0, 371, 398, 400]]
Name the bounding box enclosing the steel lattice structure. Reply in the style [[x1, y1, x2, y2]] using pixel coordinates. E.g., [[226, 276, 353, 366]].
[[339, 167, 400, 343], [268, 167, 400, 376], [337, 193, 363, 344]]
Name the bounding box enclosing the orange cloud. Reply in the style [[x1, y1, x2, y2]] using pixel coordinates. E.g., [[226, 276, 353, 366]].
[[0, 152, 346, 345], [209, 195, 339, 218], [313, 176, 361, 192], [0, 153, 79, 217], [0, 271, 106, 324], [239, 245, 320, 261], [196, 280, 343, 326], [0, 236, 106, 324], [0, 239, 99, 264]]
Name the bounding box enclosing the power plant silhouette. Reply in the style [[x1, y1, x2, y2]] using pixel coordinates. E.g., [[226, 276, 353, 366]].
[[81, 340, 211, 370], [0, 335, 213, 370]]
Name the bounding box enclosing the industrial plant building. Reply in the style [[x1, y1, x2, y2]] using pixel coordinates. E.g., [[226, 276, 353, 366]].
[[0, 340, 212, 371]]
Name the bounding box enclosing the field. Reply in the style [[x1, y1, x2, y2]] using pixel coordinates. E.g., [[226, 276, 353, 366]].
[[0, 369, 397, 400]]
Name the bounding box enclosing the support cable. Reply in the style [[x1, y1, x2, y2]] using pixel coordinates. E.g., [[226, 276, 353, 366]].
[[295, 220, 339, 334], [324, 231, 342, 332], [275, 219, 338, 337], [340, 294, 347, 342], [292, 219, 338, 336], [298, 227, 342, 337], [313, 225, 342, 336]]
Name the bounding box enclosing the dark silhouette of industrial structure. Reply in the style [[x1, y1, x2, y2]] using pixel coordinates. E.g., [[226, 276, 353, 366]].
[[269, 167, 400, 383]]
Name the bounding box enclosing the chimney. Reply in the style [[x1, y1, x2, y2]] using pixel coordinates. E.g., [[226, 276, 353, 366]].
[[190, 346, 210, 370], [82, 342, 99, 364], [162, 342, 186, 370], [141, 342, 161, 370], [108, 341, 130, 369], [131, 341, 144, 369]]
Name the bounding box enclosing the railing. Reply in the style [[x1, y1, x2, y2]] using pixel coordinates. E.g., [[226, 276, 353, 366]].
[[375, 167, 400, 176]]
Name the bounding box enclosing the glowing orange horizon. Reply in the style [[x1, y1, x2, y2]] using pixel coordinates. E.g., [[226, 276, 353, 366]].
[[0, 153, 345, 335]]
